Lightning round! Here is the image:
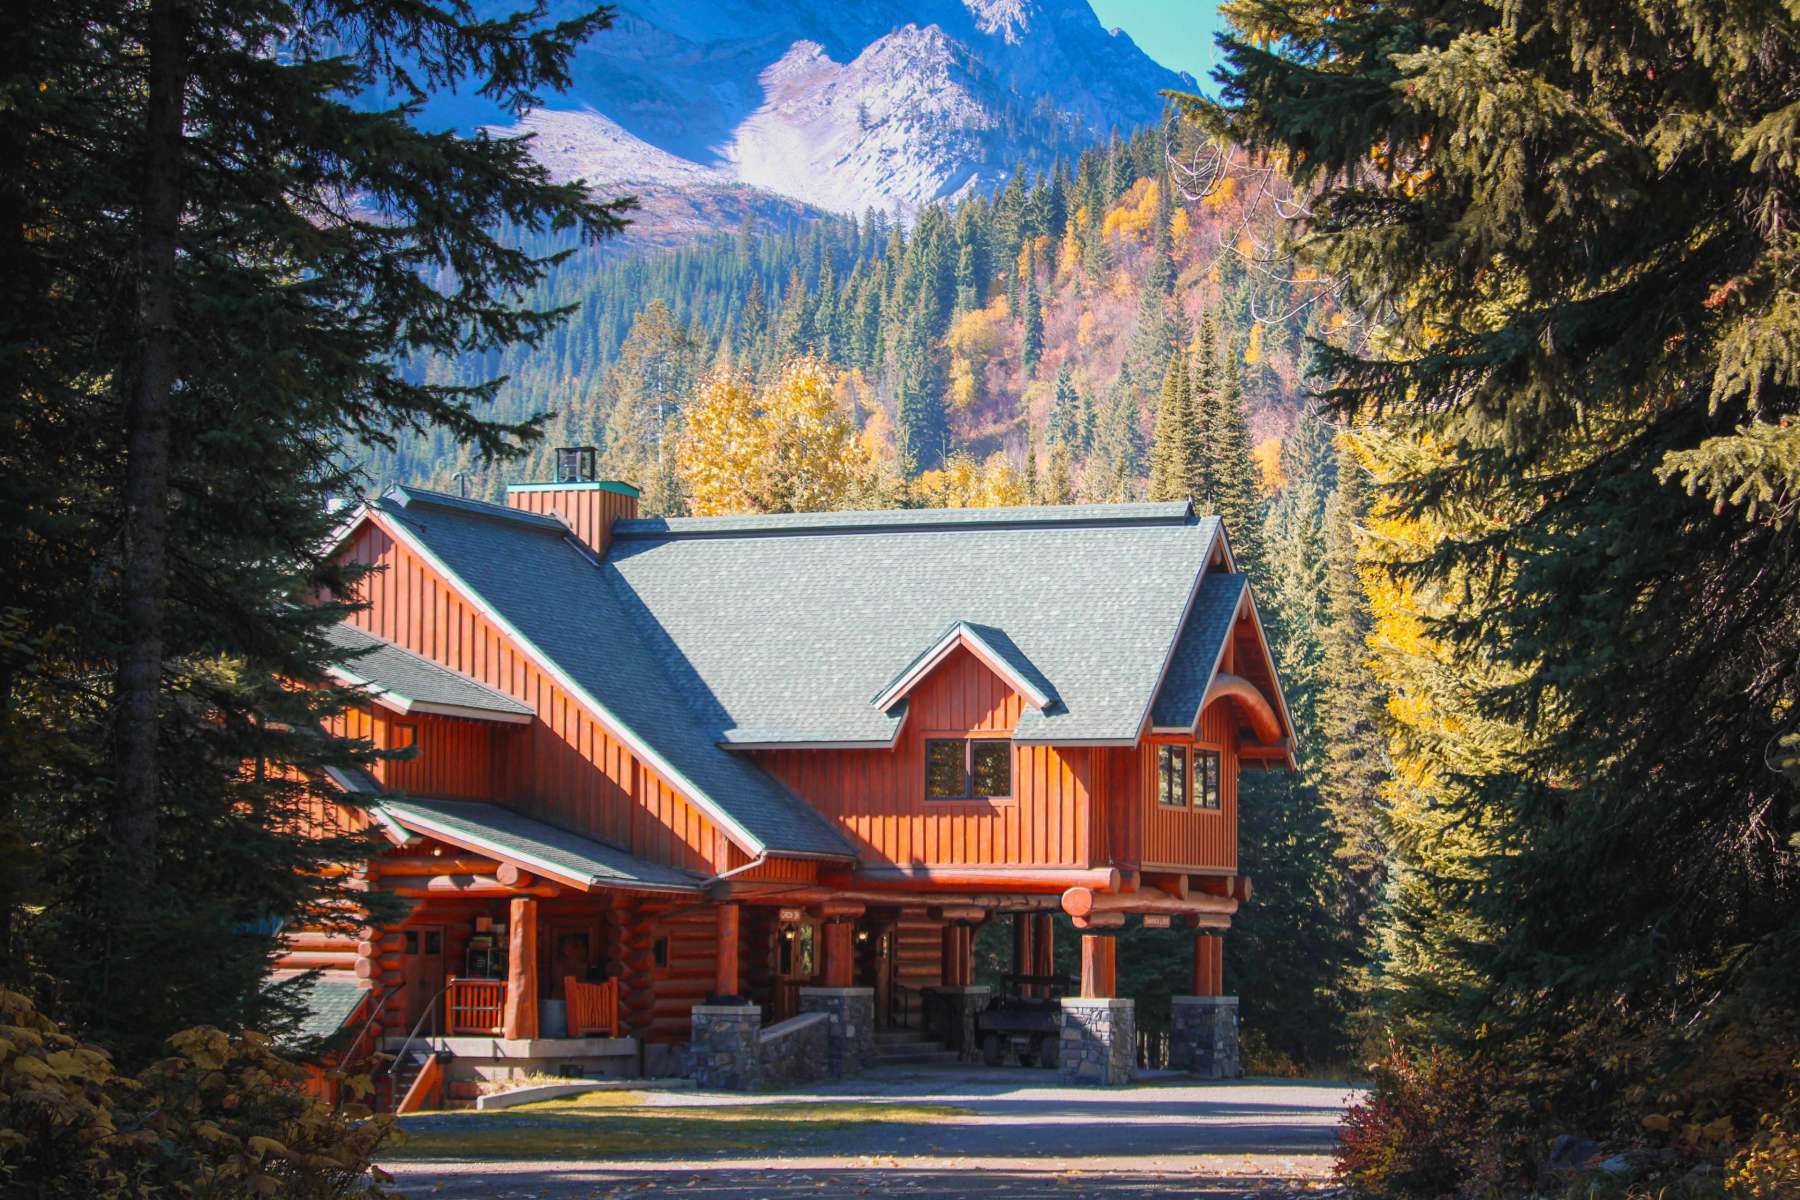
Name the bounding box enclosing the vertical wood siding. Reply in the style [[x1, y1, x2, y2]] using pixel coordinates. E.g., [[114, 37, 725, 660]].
[[1139, 702, 1239, 872], [753, 646, 1092, 867], [326, 706, 496, 800], [506, 486, 637, 559], [339, 519, 722, 874]]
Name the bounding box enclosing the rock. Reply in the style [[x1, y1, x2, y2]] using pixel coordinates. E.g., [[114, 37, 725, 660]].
[[1548, 1135, 1604, 1168], [1597, 1155, 1633, 1175]]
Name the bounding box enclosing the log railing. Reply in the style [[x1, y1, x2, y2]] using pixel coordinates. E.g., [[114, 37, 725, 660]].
[[564, 977, 619, 1037], [445, 978, 506, 1035], [395, 1052, 445, 1115]]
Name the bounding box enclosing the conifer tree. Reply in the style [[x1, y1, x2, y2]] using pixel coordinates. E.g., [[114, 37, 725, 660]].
[[1148, 354, 1194, 502], [1046, 442, 1076, 504], [1087, 371, 1144, 502], [1200, 333, 1266, 583], [1020, 275, 1045, 376], [1047, 363, 1081, 449], [1024, 421, 1041, 504]]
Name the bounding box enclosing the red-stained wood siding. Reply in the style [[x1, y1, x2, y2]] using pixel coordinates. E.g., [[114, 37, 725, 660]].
[[1140, 702, 1238, 873], [506, 486, 637, 559], [326, 705, 497, 800], [753, 646, 1092, 867], [339, 517, 724, 874]]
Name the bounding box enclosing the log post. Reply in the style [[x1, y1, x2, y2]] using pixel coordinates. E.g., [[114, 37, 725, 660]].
[[1011, 912, 1033, 993], [1031, 911, 1055, 994], [1190, 932, 1224, 997], [1079, 934, 1116, 999], [503, 896, 539, 1039], [714, 904, 741, 1000], [821, 920, 855, 988], [941, 923, 963, 986]]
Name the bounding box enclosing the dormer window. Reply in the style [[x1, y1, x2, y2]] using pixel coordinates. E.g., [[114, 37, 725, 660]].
[[925, 738, 1012, 801]]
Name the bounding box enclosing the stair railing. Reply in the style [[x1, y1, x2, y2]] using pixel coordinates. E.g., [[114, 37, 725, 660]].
[[374, 982, 453, 1109]]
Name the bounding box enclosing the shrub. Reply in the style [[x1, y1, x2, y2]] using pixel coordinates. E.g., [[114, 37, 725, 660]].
[[1335, 1039, 1507, 1199], [0, 988, 394, 1198]]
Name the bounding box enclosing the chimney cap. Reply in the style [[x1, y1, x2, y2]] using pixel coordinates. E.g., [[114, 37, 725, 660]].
[[554, 445, 598, 484]]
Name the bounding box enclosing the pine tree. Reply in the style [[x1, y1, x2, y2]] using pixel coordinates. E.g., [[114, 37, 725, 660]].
[[1148, 353, 1194, 502], [1087, 370, 1144, 502], [1020, 275, 1045, 376], [1046, 442, 1076, 504], [1024, 422, 1041, 504], [1047, 363, 1081, 449], [1200, 333, 1266, 583]]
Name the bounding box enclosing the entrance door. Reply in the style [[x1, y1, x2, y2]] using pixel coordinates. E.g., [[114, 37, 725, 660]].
[[772, 918, 816, 1021], [856, 919, 898, 1028], [400, 925, 445, 1034]]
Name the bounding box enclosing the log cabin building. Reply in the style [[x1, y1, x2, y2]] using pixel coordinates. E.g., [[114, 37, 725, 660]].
[[285, 451, 1294, 1104]]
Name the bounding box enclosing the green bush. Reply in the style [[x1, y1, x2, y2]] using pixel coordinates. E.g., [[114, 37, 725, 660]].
[[0, 988, 394, 1198]]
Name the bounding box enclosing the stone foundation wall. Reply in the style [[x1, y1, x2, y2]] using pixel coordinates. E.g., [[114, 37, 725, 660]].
[[1170, 995, 1240, 1078], [757, 1013, 830, 1089], [797, 987, 875, 1077], [1058, 998, 1137, 1086]]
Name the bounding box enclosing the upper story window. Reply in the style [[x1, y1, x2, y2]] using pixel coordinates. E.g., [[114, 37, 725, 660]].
[[1159, 743, 1222, 809], [1196, 748, 1221, 809], [925, 737, 1012, 800], [1158, 744, 1189, 807]]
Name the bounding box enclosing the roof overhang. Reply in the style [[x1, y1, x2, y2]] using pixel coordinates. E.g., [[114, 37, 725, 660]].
[[327, 666, 535, 725], [373, 800, 703, 894], [873, 621, 1055, 713]]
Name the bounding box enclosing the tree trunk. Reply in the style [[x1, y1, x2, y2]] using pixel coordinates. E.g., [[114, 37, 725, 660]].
[[114, 0, 186, 881]]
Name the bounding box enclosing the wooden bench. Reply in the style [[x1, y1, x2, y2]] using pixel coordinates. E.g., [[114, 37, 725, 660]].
[[564, 976, 619, 1037]]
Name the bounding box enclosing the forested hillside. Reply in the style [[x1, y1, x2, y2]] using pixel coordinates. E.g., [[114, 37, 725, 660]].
[[363, 121, 1338, 510]]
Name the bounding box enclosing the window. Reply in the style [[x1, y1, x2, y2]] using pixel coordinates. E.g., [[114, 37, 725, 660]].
[[652, 936, 669, 969], [390, 720, 419, 752], [1196, 749, 1221, 810], [1158, 744, 1189, 807], [924, 738, 1012, 800]]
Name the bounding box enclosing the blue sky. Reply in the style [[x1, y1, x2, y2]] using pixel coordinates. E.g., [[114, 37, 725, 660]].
[[1088, 0, 1228, 85]]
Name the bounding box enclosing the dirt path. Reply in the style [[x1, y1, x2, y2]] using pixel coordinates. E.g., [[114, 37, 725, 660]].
[[383, 1069, 1356, 1198]]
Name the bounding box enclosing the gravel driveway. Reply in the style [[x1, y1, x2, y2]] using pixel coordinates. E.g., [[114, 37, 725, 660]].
[[383, 1066, 1358, 1199]]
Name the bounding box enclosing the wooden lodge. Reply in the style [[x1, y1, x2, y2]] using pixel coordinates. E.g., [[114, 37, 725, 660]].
[[282, 449, 1295, 1105]]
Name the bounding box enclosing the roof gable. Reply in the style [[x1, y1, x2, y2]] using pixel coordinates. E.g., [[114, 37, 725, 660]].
[[873, 620, 1056, 714], [359, 488, 854, 860], [1149, 569, 1297, 764]]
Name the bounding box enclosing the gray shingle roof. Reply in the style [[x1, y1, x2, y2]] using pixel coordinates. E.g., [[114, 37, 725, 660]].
[[366, 487, 1246, 858], [376, 797, 702, 891], [375, 488, 854, 857], [288, 976, 367, 1044], [607, 502, 1223, 745], [1150, 572, 1249, 730], [325, 623, 534, 720]]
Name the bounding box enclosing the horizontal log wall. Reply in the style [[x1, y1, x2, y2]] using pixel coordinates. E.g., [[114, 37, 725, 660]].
[[754, 647, 1093, 867]]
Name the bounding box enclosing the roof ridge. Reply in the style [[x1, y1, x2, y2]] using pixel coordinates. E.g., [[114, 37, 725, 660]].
[[614, 501, 1205, 541], [386, 485, 568, 533]]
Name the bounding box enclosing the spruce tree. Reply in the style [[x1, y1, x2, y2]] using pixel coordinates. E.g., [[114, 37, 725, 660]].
[[1148, 353, 1193, 502], [1020, 275, 1045, 376], [1024, 421, 1041, 504], [1200, 333, 1266, 583], [1047, 363, 1081, 449]]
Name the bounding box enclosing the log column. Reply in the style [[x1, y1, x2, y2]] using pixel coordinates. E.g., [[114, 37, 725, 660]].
[[1079, 933, 1116, 998], [1011, 913, 1033, 994], [941, 923, 970, 986], [820, 920, 856, 988], [1191, 932, 1223, 997], [714, 904, 741, 1001], [1171, 929, 1239, 1079], [503, 896, 539, 1040], [1030, 912, 1055, 995]]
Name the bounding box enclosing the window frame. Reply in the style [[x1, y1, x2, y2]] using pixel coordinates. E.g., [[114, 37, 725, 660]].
[[1156, 742, 1190, 808], [1194, 747, 1222, 810], [922, 735, 1015, 802]]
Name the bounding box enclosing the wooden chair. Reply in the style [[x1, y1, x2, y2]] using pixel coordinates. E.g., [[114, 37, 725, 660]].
[[564, 976, 619, 1037]]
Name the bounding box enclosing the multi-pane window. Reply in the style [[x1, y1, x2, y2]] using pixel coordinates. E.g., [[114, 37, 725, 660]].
[[924, 738, 1013, 800], [1195, 749, 1221, 809], [1157, 744, 1189, 807]]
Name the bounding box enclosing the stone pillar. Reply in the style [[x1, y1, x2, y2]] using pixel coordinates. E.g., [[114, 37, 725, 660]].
[[927, 985, 992, 1062], [1058, 998, 1136, 1086], [688, 1003, 763, 1091], [797, 986, 875, 1078], [1170, 995, 1240, 1078], [503, 896, 538, 1039]]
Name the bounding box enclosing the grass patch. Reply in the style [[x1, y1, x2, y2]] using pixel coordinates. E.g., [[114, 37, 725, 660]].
[[384, 1100, 973, 1162]]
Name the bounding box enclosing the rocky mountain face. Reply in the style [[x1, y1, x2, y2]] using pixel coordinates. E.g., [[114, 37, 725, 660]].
[[418, 0, 1188, 239]]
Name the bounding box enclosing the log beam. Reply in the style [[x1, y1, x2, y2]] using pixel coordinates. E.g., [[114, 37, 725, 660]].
[[714, 904, 740, 1000], [820, 865, 1121, 894], [389, 875, 561, 899], [1061, 884, 1235, 920]]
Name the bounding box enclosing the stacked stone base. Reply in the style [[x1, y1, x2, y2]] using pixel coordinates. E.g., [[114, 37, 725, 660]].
[[1058, 998, 1136, 1086], [926, 985, 991, 1063], [1170, 995, 1240, 1079], [797, 987, 875, 1077]]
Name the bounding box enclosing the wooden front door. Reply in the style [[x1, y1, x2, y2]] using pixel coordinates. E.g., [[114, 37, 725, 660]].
[[856, 919, 898, 1028], [772, 917, 816, 1021], [400, 925, 445, 1034]]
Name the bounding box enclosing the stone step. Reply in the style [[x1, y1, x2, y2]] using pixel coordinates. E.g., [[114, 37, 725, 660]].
[[872, 1049, 961, 1066], [873, 1030, 937, 1045]]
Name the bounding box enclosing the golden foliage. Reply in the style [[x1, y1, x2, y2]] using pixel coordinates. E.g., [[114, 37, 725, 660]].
[[0, 989, 393, 1198], [1243, 321, 1264, 366], [1252, 435, 1285, 493], [677, 358, 873, 516], [911, 451, 1028, 508], [1202, 173, 1238, 211], [1075, 311, 1099, 347], [1168, 206, 1193, 250], [1101, 178, 1160, 242]]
